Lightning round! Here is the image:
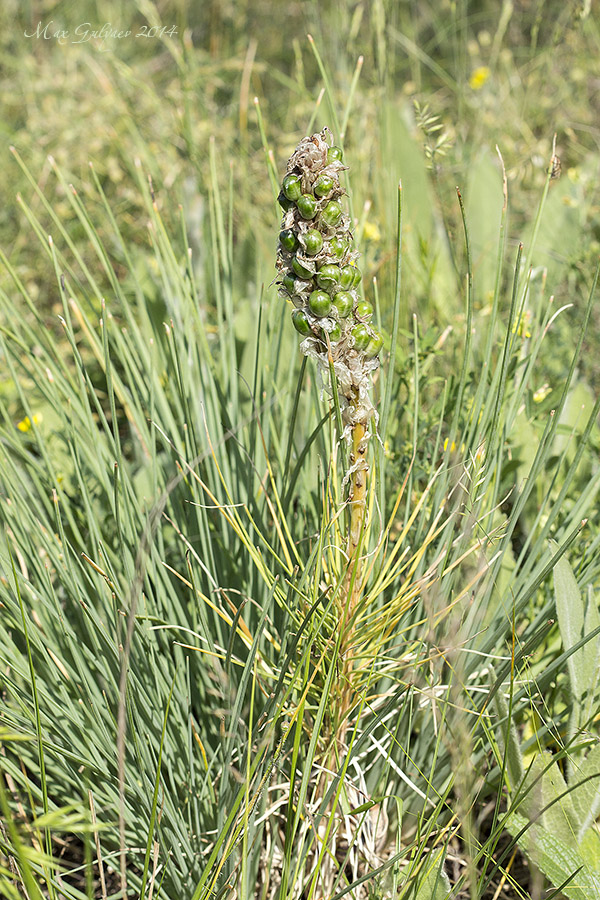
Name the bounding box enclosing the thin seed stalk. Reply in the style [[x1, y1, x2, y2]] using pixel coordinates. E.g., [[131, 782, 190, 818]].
[[336, 403, 368, 747], [341, 409, 368, 653], [347, 416, 368, 581]]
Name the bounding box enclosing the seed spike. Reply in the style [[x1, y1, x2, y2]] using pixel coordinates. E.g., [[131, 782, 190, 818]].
[[274, 132, 385, 758], [275, 128, 383, 430]]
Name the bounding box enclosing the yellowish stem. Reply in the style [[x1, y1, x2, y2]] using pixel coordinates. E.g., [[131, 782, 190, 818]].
[[334, 409, 369, 748], [343, 416, 368, 623]]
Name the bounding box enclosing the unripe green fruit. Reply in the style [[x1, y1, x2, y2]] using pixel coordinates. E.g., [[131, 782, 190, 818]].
[[365, 332, 384, 358], [292, 309, 311, 335], [355, 299, 373, 320], [282, 174, 302, 201], [279, 229, 297, 252], [317, 264, 340, 290], [309, 290, 332, 317], [297, 194, 318, 219], [327, 146, 343, 163], [321, 200, 342, 227], [303, 229, 324, 256], [322, 321, 342, 342], [328, 236, 348, 260], [353, 266, 362, 286], [278, 191, 294, 211], [339, 265, 356, 289], [282, 274, 296, 293], [314, 174, 336, 197], [292, 257, 312, 279], [282, 273, 309, 295], [333, 291, 354, 318], [351, 323, 371, 350]]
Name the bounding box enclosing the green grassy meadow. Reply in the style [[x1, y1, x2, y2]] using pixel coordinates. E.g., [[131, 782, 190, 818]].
[[1, 2, 600, 898]]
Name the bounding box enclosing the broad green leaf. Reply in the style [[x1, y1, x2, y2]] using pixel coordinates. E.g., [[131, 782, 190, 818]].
[[520, 752, 582, 842], [578, 826, 600, 873], [584, 584, 600, 718], [552, 543, 600, 733], [528, 176, 587, 289], [554, 381, 597, 463], [465, 148, 504, 305], [413, 849, 451, 900], [571, 742, 600, 839], [490, 667, 524, 792], [507, 810, 600, 899]]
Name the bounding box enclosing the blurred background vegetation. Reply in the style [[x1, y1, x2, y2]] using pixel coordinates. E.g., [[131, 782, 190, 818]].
[[2, 0, 599, 340]]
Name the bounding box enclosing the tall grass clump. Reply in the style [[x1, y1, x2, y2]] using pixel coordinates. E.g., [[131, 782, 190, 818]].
[[1, 59, 600, 900]]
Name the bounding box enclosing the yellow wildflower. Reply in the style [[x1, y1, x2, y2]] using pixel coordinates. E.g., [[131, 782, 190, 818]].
[[469, 66, 491, 90], [512, 311, 531, 339], [17, 413, 42, 432], [533, 384, 551, 403], [444, 438, 466, 454], [383, 439, 395, 460], [363, 220, 381, 242]]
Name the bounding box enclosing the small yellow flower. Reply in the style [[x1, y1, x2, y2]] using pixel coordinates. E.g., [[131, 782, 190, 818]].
[[383, 439, 395, 460], [533, 384, 551, 403], [444, 438, 466, 454], [469, 66, 491, 90], [17, 413, 42, 433], [363, 220, 381, 243], [512, 311, 531, 339]]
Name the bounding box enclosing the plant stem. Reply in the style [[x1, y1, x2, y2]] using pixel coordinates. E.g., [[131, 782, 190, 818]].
[[345, 414, 368, 611], [335, 399, 369, 747]]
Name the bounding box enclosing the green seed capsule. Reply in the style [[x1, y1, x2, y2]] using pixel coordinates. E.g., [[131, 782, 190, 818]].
[[322, 321, 342, 343], [282, 273, 310, 296], [314, 174, 336, 198], [328, 236, 348, 260], [292, 257, 312, 279], [365, 332, 384, 358], [355, 299, 373, 320], [321, 200, 342, 227], [278, 190, 294, 211], [303, 229, 324, 256], [282, 174, 302, 201], [351, 323, 371, 350], [339, 265, 356, 289], [309, 290, 332, 318], [352, 266, 362, 286], [297, 194, 318, 219], [282, 274, 296, 293], [292, 308, 311, 335], [279, 229, 297, 252], [327, 146, 343, 163], [333, 290, 354, 318], [317, 264, 340, 290]]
